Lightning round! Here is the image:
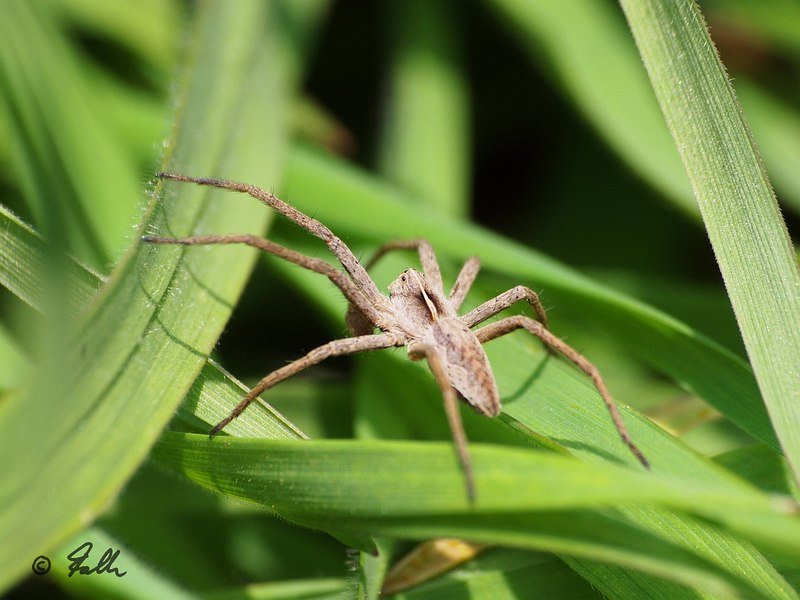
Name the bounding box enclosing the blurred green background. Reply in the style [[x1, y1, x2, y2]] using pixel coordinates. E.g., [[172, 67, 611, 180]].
[[2, 0, 799, 598]]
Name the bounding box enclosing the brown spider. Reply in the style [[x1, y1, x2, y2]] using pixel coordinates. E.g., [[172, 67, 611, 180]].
[[143, 172, 649, 502]]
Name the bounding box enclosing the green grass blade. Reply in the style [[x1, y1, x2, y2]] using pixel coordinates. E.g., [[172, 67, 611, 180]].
[[0, 206, 303, 441], [377, 0, 470, 217], [202, 578, 350, 600], [0, 1, 296, 592], [0, 0, 143, 267], [485, 0, 695, 218], [0, 205, 103, 314], [154, 434, 799, 598], [619, 0, 800, 485]]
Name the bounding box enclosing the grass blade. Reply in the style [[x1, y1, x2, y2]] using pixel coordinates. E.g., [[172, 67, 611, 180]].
[[620, 0, 800, 485], [0, 1, 296, 591], [0, 206, 303, 442], [377, 0, 470, 217], [485, 0, 695, 218], [154, 434, 799, 598], [0, 0, 142, 267]]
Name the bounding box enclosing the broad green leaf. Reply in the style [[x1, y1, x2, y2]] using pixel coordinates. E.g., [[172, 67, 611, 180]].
[[0, 1, 297, 592], [620, 0, 800, 486]]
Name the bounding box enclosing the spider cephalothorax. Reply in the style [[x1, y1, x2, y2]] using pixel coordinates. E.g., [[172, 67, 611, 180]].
[[144, 173, 649, 502]]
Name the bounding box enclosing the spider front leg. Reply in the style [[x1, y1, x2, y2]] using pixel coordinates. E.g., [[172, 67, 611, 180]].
[[475, 315, 649, 469], [363, 239, 444, 294], [212, 333, 400, 434], [156, 173, 387, 309], [448, 256, 480, 311], [141, 234, 387, 328], [359, 238, 484, 314]]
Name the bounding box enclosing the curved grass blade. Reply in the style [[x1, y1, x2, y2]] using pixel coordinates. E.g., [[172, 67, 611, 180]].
[[377, 0, 470, 217], [0, 1, 297, 592], [484, 0, 695, 218], [620, 0, 800, 485], [0, 206, 303, 442], [0, 0, 142, 268], [154, 434, 799, 599]]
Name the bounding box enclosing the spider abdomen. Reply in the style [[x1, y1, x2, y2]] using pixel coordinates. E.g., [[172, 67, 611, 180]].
[[425, 318, 501, 417]]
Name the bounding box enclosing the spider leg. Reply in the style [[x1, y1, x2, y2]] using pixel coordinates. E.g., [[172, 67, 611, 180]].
[[363, 239, 444, 295], [210, 333, 400, 435], [448, 257, 480, 311], [461, 285, 549, 330], [155, 173, 387, 310], [410, 343, 477, 504], [475, 315, 649, 469], [141, 234, 386, 328]]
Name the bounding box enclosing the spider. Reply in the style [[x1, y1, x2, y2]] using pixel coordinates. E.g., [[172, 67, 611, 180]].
[[143, 172, 649, 502]]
